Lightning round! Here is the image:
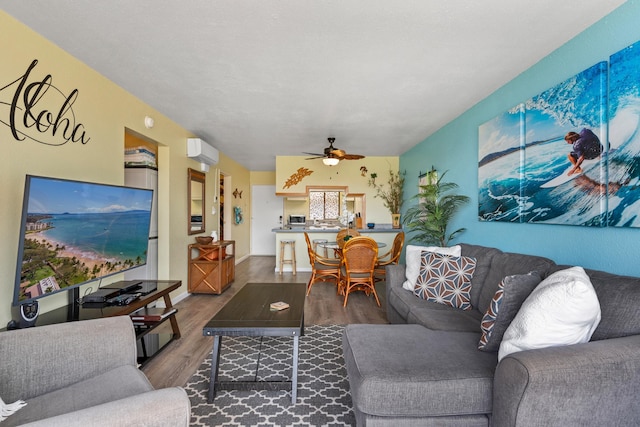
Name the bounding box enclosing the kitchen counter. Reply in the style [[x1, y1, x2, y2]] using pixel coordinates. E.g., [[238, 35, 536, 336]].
[[272, 226, 403, 273], [271, 226, 400, 233]]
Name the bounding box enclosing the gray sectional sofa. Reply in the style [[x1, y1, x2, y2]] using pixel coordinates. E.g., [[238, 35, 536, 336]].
[[342, 243, 640, 426]]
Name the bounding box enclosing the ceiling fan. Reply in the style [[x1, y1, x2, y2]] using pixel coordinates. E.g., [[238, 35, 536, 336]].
[[304, 137, 365, 166]]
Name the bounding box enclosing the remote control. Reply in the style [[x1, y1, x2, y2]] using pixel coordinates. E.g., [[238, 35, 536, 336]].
[[123, 293, 141, 304], [108, 293, 141, 306]]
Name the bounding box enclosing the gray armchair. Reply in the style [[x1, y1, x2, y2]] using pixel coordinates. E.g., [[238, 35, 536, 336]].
[[0, 316, 190, 426]]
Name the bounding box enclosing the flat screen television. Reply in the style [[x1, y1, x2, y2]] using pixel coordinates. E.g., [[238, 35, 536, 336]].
[[13, 175, 154, 306]]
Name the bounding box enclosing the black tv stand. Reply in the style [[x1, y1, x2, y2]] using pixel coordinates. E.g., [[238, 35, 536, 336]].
[[102, 280, 144, 293], [67, 286, 81, 321], [33, 280, 182, 366]]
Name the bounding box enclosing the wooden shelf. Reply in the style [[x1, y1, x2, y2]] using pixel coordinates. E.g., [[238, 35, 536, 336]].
[[188, 241, 235, 295]]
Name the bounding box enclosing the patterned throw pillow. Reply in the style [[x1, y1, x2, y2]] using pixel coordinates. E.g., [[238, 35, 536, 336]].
[[478, 272, 542, 352], [414, 251, 477, 310], [478, 284, 504, 350], [402, 245, 462, 291]]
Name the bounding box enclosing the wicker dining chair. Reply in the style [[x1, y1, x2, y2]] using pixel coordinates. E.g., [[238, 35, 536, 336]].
[[374, 231, 405, 281], [304, 232, 341, 295], [339, 236, 379, 307], [336, 228, 361, 249]]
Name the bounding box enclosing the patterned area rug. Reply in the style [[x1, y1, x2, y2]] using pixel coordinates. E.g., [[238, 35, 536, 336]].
[[185, 324, 355, 426]]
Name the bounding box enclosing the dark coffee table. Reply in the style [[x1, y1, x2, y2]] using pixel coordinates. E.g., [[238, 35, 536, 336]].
[[202, 282, 306, 404]]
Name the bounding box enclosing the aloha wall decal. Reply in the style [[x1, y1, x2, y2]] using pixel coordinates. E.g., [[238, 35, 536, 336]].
[[0, 59, 91, 146], [478, 39, 640, 229]]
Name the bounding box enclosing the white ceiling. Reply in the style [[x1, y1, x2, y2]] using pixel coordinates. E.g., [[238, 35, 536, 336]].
[[2, 1, 626, 170]]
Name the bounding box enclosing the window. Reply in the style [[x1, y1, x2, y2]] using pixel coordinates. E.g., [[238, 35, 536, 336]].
[[309, 191, 340, 220]]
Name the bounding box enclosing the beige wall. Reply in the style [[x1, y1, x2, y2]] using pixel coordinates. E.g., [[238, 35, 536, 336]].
[[0, 12, 250, 324], [217, 152, 251, 256], [250, 171, 276, 186], [275, 156, 400, 223]]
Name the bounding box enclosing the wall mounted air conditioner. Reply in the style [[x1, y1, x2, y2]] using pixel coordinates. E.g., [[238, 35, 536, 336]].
[[187, 138, 219, 172]]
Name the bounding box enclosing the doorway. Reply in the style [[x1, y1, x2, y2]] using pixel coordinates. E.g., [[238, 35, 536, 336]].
[[251, 185, 281, 255]]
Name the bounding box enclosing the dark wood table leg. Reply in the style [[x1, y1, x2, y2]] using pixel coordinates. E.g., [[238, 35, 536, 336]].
[[208, 335, 222, 403], [163, 294, 181, 339]]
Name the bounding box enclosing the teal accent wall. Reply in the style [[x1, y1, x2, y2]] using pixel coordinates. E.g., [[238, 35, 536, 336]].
[[400, 0, 640, 276]]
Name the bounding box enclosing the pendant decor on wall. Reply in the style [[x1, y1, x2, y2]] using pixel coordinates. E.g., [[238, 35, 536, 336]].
[[476, 43, 640, 227]]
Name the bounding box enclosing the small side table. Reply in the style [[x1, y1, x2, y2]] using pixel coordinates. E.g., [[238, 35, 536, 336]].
[[188, 241, 235, 294]]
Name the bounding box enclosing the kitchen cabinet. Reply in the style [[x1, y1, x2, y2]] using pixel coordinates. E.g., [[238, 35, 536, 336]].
[[188, 241, 235, 294]]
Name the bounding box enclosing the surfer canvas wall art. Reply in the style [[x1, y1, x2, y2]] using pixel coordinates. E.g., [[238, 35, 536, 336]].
[[607, 42, 640, 228], [478, 105, 525, 223], [478, 62, 608, 227], [522, 61, 607, 227]]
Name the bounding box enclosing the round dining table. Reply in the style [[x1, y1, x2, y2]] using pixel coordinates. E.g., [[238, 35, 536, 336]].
[[319, 241, 387, 250], [318, 241, 387, 260]]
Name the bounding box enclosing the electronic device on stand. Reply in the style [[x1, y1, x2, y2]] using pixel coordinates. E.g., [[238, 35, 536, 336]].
[[19, 301, 39, 328]]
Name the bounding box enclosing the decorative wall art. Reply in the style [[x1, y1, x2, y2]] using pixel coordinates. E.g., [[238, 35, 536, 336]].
[[1, 59, 91, 146], [234, 206, 243, 225], [608, 41, 640, 227], [478, 60, 609, 227], [283, 167, 313, 189], [478, 105, 525, 223], [419, 167, 439, 187]]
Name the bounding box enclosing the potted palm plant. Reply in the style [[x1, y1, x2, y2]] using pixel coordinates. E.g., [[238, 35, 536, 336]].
[[368, 170, 405, 228], [403, 170, 469, 246]]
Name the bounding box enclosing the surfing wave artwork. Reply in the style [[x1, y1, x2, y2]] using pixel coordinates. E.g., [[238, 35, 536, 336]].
[[479, 39, 640, 228]]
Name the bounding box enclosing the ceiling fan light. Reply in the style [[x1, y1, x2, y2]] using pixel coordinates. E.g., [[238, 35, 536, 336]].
[[322, 157, 340, 166]]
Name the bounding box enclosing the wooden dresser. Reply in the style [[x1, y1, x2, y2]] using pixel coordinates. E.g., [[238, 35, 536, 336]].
[[188, 241, 235, 294]]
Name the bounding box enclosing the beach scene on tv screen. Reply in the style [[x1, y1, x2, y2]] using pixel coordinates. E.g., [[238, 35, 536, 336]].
[[18, 177, 153, 302]]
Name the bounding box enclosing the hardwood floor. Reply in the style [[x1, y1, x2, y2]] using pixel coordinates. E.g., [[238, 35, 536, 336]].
[[141, 255, 389, 389]]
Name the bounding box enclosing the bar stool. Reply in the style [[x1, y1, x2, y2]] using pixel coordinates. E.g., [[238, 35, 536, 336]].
[[312, 239, 329, 258], [279, 240, 297, 275]]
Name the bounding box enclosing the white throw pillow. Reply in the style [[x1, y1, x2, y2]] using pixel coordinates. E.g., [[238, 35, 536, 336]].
[[402, 244, 461, 291], [0, 396, 27, 421], [498, 266, 601, 362]]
